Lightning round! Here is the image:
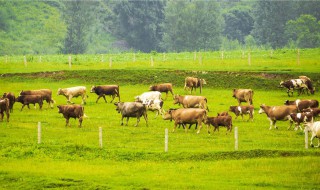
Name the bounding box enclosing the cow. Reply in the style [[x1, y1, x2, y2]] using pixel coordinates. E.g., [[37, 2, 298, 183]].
[[20, 89, 54, 108], [232, 89, 254, 105], [0, 98, 10, 122], [114, 102, 148, 127], [259, 104, 298, 130], [284, 99, 319, 112], [162, 108, 207, 133], [149, 83, 174, 99], [299, 76, 315, 95], [144, 99, 164, 118], [57, 86, 87, 105], [279, 79, 314, 96], [135, 91, 162, 104], [302, 108, 320, 118], [184, 77, 207, 94], [57, 105, 84, 127], [305, 121, 320, 147], [16, 95, 43, 111], [229, 105, 254, 121], [173, 95, 209, 111], [288, 112, 314, 131], [205, 115, 232, 134], [2, 92, 15, 113], [90, 85, 120, 103]]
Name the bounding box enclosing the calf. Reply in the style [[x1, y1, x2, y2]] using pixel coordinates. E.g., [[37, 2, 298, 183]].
[[229, 105, 254, 121], [284, 99, 319, 112], [149, 83, 174, 99], [114, 102, 148, 127], [305, 121, 320, 147], [0, 98, 10, 122], [259, 104, 297, 130], [144, 99, 164, 118], [173, 95, 209, 111], [232, 89, 254, 105], [90, 85, 120, 103], [16, 95, 43, 111], [57, 105, 84, 127], [162, 108, 207, 133], [58, 86, 87, 104], [20, 89, 54, 108], [2, 92, 15, 113], [289, 112, 314, 130], [184, 77, 207, 94], [206, 115, 232, 134]]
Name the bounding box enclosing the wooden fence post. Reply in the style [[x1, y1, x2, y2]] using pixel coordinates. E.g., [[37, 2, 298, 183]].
[[234, 127, 238, 151], [38, 122, 41, 144], [101, 54, 104, 63], [151, 56, 154, 67], [305, 127, 308, 149], [68, 55, 72, 68], [165, 128, 168, 152], [221, 51, 224, 60], [99, 127, 103, 148], [297, 49, 300, 65], [194, 52, 197, 61], [39, 56, 42, 63]]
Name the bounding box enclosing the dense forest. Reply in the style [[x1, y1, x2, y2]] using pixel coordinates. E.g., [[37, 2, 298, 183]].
[[0, 0, 319, 55]]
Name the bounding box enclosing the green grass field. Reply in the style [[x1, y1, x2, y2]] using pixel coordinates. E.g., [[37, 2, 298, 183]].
[[1, 49, 320, 189]]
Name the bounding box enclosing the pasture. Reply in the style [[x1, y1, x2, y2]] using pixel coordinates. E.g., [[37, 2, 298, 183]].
[[1, 50, 320, 189]]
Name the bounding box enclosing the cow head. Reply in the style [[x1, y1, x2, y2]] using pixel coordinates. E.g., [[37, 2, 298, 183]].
[[90, 86, 96, 93], [114, 102, 123, 113], [200, 79, 207, 85], [258, 104, 266, 114], [149, 85, 155, 91], [229, 106, 237, 112], [57, 88, 62, 95], [232, 89, 237, 98], [57, 105, 63, 113], [173, 95, 180, 105]]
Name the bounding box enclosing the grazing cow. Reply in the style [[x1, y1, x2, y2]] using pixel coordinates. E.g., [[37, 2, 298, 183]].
[[173, 95, 209, 111], [144, 99, 164, 118], [232, 89, 254, 105], [135, 91, 161, 104], [162, 108, 207, 133], [16, 95, 43, 111], [57, 105, 84, 127], [284, 99, 319, 112], [288, 112, 314, 130], [229, 105, 254, 121], [184, 77, 207, 94], [57, 86, 87, 104], [2, 92, 15, 113], [259, 104, 297, 130], [305, 121, 320, 147], [114, 102, 148, 127], [279, 79, 314, 96], [206, 115, 232, 134], [302, 108, 320, 118], [20, 89, 54, 108], [0, 98, 10, 122], [90, 85, 120, 103], [149, 83, 174, 99]]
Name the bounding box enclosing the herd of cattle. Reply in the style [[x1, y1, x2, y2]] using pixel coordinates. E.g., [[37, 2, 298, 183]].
[[1, 76, 320, 147]]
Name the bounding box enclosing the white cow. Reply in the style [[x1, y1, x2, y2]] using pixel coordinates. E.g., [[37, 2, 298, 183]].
[[135, 91, 162, 104], [57, 86, 87, 104], [144, 99, 164, 118], [305, 121, 320, 147]]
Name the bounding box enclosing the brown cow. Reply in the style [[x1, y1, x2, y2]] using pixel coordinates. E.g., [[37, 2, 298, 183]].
[[149, 83, 174, 99], [284, 99, 319, 112], [57, 105, 84, 127], [90, 85, 120, 103], [229, 105, 254, 121], [0, 98, 10, 122], [16, 95, 43, 111], [289, 112, 314, 131], [162, 108, 207, 133], [2, 92, 15, 113], [232, 89, 253, 105], [184, 77, 206, 94], [173, 95, 209, 111], [206, 115, 232, 134], [20, 89, 54, 108], [302, 108, 320, 118], [259, 104, 297, 130]]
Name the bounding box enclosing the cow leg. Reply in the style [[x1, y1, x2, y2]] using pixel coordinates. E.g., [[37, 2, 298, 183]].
[[102, 95, 107, 103], [310, 135, 315, 147], [96, 95, 102, 103], [0, 112, 3, 121], [268, 118, 273, 130], [143, 112, 148, 127], [39, 102, 43, 110], [316, 138, 320, 148], [120, 116, 124, 125], [196, 122, 202, 134], [126, 117, 130, 126], [67, 96, 74, 104], [78, 117, 83, 127], [110, 95, 116, 103], [134, 117, 141, 127], [65, 118, 70, 127]]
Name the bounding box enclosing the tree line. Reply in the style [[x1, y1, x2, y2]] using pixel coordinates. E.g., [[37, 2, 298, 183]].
[[0, 0, 319, 55]]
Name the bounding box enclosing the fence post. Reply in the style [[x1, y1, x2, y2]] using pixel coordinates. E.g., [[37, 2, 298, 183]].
[[151, 56, 154, 67], [38, 122, 41, 144], [39, 56, 42, 63], [221, 51, 224, 60], [194, 52, 197, 61], [68, 55, 72, 69], [99, 127, 103, 148], [234, 127, 238, 151], [305, 127, 308, 149], [165, 128, 168, 152], [24, 56, 27, 67], [101, 54, 104, 63], [297, 49, 300, 65]]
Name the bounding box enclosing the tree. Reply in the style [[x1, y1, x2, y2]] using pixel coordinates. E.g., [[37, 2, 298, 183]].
[[113, 0, 165, 52], [285, 14, 320, 48], [161, 1, 223, 52]]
